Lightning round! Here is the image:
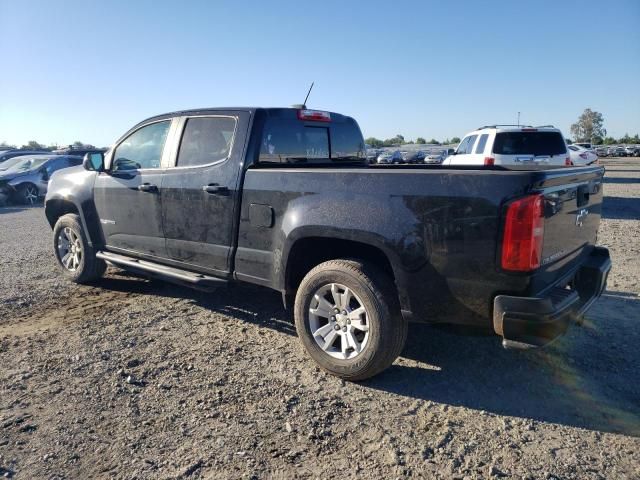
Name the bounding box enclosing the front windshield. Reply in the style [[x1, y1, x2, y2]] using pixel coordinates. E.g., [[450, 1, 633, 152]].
[[0, 157, 27, 171], [429, 149, 445, 156], [3, 157, 49, 173]]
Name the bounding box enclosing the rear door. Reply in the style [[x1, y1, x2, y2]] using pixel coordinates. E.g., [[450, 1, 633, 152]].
[[160, 111, 250, 276]]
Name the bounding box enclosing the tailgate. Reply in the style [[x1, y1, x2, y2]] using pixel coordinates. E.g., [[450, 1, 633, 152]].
[[538, 166, 604, 271]]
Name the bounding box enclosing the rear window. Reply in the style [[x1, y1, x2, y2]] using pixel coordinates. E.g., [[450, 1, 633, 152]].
[[259, 116, 365, 164], [493, 131, 566, 156]]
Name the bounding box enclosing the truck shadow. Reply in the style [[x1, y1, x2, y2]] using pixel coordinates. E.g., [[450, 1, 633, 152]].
[[367, 291, 640, 437], [97, 273, 640, 437]]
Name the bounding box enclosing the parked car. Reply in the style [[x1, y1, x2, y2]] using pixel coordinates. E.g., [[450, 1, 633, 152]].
[[53, 147, 107, 157], [400, 150, 424, 163], [574, 142, 592, 150], [0, 149, 48, 164], [444, 126, 569, 167], [366, 149, 379, 164], [43, 107, 612, 381], [423, 148, 449, 164], [567, 145, 598, 166], [609, 146, 627, 157], [594, 146, 608, 157], [376, 150, 403, 164], [623, 145, 639, 157], [0, 154, 82, 205]]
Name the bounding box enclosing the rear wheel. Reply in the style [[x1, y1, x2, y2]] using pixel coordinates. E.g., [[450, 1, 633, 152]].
[[294, 259, 407, 381], [53, 213, 106, 283]]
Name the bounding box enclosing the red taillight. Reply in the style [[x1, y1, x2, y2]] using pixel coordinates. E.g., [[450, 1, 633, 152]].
[[565, 157, 572, 166], [501, 194, 544, 272], [521, 128, 538, 132], [297, 109, 331, 122], [484, 157, 495, 166]]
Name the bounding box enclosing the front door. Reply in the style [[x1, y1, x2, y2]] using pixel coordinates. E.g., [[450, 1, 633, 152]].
[[160, 113, 248, 276], [94, 119, 173, 259]]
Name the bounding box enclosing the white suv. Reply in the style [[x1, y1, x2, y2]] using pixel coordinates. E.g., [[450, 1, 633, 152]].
[[443, 125, 570, 167]]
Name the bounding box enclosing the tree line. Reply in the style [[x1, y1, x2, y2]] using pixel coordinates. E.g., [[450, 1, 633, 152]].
[[365, 135, 461, 148], [0, 140, 96, 150]]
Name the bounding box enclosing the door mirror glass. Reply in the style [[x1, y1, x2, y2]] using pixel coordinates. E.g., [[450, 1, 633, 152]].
[[83, 152, 104, 171]]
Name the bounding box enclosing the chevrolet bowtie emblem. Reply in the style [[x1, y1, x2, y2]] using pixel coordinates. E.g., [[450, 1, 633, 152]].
[[575, 208, 589, 227]]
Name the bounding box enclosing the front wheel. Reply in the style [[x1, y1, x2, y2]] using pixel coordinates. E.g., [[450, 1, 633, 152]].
[[16, 183, 40, 205], [294, 259, 407, 381], [53, 213, 106, 283]]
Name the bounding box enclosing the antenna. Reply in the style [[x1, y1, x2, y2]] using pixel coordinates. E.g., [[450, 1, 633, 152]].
[[302, 82, 314, 108], [517, 111, 521, 126]]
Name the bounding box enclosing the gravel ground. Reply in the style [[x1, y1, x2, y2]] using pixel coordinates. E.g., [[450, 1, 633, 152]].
[[1, 159, 639, 479]]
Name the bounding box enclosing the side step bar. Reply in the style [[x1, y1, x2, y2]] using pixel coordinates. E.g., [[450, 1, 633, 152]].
[[96, 251, 227, 291]]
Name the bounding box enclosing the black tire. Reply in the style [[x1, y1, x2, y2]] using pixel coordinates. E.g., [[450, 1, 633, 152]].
[[294, 259, 407, 381], [15, 183, 40, 205], [52, 213, 106, 283]]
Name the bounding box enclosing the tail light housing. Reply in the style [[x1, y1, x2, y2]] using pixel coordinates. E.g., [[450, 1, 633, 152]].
[[565, 157, 572, 166], [501, 194, 545, 272], [579, 153, 588, 160], [484, 157, 495, 166]]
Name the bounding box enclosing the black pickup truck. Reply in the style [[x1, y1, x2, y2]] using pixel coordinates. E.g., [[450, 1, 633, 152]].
[[44, 107, 611, 380]]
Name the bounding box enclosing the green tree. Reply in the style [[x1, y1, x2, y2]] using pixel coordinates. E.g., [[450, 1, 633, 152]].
[[603, 136, 616, 145], [416, 137, 426, 144], [428, 138, 440, 145], [73, 141, 85, 148], [365, 137, 383, 148], [570, 108, 606, 142], [592, 136, 603, 145], [22, 140, 45, 150], [450, 136, 461, 144]]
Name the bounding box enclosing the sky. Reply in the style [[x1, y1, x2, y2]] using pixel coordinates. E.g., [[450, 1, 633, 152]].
[[1, 0, 639, 147]]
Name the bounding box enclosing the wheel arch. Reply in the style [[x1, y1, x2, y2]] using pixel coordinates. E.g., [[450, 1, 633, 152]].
[[281, 231, 402, 311], [45, 196, 101, 247]]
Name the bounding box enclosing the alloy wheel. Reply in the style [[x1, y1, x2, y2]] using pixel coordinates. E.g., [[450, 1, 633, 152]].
[[57, 227, 83, 271], [308, 283, 370, 360]]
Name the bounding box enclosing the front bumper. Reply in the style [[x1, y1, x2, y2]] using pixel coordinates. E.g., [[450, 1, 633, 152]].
[[493, 247, 611, 348]]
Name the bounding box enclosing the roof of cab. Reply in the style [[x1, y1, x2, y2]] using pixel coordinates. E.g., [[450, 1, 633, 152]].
[[135, 107, 351, 128]]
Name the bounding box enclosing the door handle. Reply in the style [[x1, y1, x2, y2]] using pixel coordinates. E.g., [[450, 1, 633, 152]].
[[202, 184, 229, 195], [137, 183, 158, 193]]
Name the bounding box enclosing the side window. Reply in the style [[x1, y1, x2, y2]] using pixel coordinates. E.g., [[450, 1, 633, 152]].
[[176, 117, 237, 167], [45, 158, 68, 175], [475, 134, 489, 154], [456, 136, 471, 154], [113, 121, 171, 171], [464, 135, 478, 154]]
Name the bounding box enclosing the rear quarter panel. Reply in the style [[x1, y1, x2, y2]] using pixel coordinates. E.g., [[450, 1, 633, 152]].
[[236, 167, 545, 325]]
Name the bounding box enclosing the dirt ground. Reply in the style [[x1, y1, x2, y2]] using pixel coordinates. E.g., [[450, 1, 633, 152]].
[[1, 159, 639, 479]]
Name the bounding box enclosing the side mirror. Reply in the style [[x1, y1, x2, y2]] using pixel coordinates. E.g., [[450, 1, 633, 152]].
[[40, 167, 50, 181], [83, 152, 104, 172]]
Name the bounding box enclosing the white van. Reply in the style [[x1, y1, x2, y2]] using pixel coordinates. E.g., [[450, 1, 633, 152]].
[[443, 125, 570, 167]]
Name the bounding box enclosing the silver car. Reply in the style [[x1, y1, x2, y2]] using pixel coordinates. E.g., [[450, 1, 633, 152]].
[[424, 148, 451, 164], [0, 155, 83, 205]]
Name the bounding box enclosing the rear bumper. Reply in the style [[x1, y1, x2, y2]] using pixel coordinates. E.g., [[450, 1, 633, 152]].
[[493, 247, 611, 348]]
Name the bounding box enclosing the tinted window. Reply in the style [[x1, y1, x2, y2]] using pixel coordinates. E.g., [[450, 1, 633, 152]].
[[260, 121, 330, 164], [493, 132, 567, 156], [113, 121, 171, 171], [475, 134, 489, 154], [177, 116, 237, 167], [329, 119, 365, 160]]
